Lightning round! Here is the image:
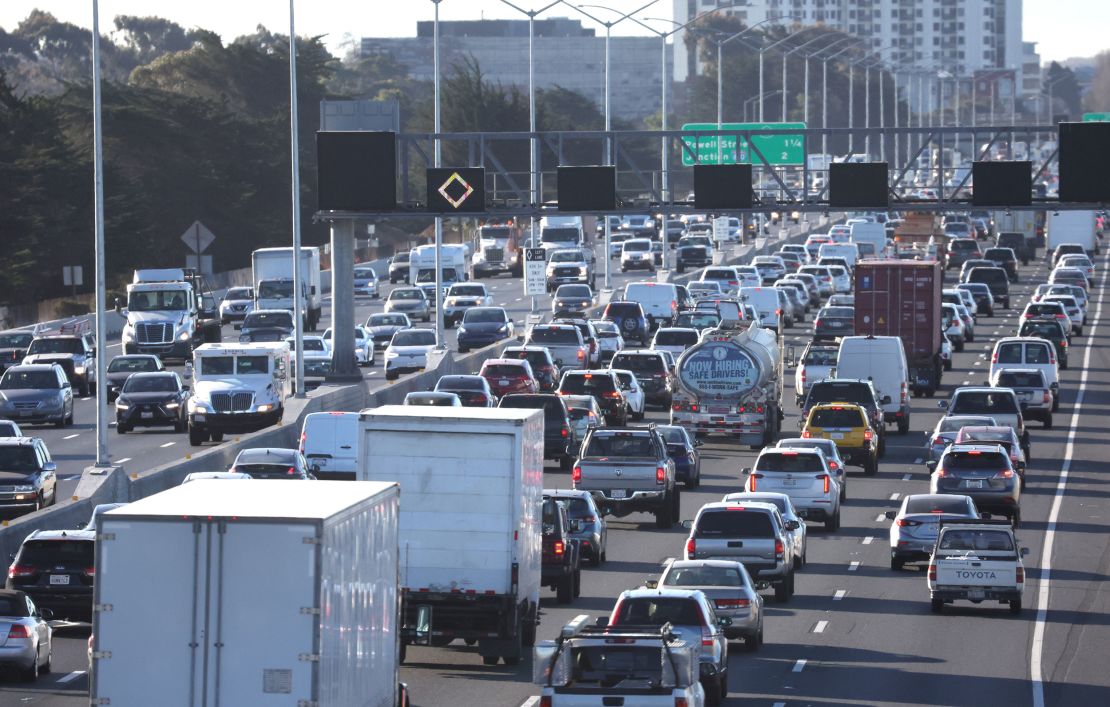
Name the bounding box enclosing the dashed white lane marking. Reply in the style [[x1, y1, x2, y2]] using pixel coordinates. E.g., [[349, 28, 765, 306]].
[[875, 513, 886, 522], [973, 361, 982, 366], [833, 589, 847, 600], [962, 380, 971, 385], [862, 536, 874, 545], [116, 458, 131, 464], [849, 561, 860, 572], [813, 620, 828, 633], [902, 473, 913, 481], [63, 434, 79, 440], [773, 703, 786, 707], [792, 659, 807, 672], [889, 492, 901, 501], [159, 442, 175, 448], [57, 671, 85, 684], [913, 458, 922, 465]]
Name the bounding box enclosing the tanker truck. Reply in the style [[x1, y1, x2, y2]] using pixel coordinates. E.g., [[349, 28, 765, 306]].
[[669, 321, 782, 449]]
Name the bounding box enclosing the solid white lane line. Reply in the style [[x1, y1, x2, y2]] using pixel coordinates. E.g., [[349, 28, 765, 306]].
[[848, 561, 860, 572], [833, 589, 846, 600], [813, 620, 828, 633], [57, 671, 85, 684], [1031, 250, 1106, 707], [862, 536, 874, 545], [63, 434, 79, 440], [159, 442, 175, 448], [792, 659, 807, 672]]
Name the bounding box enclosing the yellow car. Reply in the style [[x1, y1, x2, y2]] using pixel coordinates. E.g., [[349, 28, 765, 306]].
[[801, 403, 879, 476]]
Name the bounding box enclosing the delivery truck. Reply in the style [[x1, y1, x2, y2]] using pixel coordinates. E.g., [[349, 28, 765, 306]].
[[358, 406, 544, 666], [252, 246, 323, 330], [854, 260, 943, 398], [91, 480, 407, 707], [1047, 210, 1099, 256]]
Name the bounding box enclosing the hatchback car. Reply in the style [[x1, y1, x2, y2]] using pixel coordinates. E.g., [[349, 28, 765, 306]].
[[650, 560, 764, 650], [587, 320, 624, 365], [544, 488, 607, 566], [609, 369, 646, 420], [218, 286, 254, 324], [956, 282, 995, 316], [384, 328, 438, 381], [364, 313, 413, 349], [928, 443, 1021, 524], [229, 447, 314, 479], [114, 371, 189, 434], [384, 287, 431, 322], [954, 426, 1028, 484], [885, 493, 982, 570], [352, 266, 380, 298], [480, 359, 538, 398], [6, 529, 95, 622], [434, 374, 498, 407]]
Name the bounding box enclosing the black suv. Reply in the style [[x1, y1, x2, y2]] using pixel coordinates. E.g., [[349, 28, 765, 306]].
[[115, 371, 190, 434], [964, 267, 1011, 309], [498, 394, 576, 470], [610, 350, 673, 407], [996, 232, 1030, 265], [7, 529, 95, 622], [541, 498, 581, 604], [801, 379, 886, 455], [982, 247, 1019, 282], [557, 370, 628, 425]]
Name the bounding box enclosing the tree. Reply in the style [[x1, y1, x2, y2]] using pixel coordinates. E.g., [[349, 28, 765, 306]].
[[1043, 61, 1081, 119], [1083, 51, 1110, 113], [113, 15, 198, 66]]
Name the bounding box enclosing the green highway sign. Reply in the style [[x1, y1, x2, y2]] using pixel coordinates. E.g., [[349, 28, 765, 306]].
[[680, 122, 806, 166], [1083, 112, 1110, 122]]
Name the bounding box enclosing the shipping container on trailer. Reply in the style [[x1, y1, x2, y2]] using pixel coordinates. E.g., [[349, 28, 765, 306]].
[[854, 260, 944, 396], [91, 480, 402, 707]]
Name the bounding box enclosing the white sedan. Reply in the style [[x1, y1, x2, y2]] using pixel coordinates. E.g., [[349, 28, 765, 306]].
[[322, 327, 376, 367]]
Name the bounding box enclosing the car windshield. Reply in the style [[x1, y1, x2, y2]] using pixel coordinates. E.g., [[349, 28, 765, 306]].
[[406, 394, 455, 406], [939, 530, 1014, 551], [557, 285, 592, 298], [810, 408, 864, 427], [664, 565, 743, 588], [675, 312, 720, 329], [224, 288, 251, 300], [122, 376, 177, 393], [499, 396, 564, 421], [437, 376, 483, 391], [0, 595, 29, 617], [288, 339, 326, 352], [393, 253, 410, 263], [27, 339, 81, 354], [449, 285, 486, 297], [820, 307, 854, 318], [257, 280, 296, 299], [108, 357, 159, 373], [507, 350, 551, 368], [464, 308, 506, 324], [953, 392, 1019, 416], [542, 228, 579, 244], [528, 328, 579, 344], [369, 314, 407, 327], [656, 427, 689, 445], [549, 251, 583, 263], [560, 374, 616, 394], [612, 597, 704, 627], [483, 364, 527, 378], [654, 330, 698, 346], [198, 356, 268, 376], [391, 289, 424, 300], [905, 497, 971, 514], [938, 417, 993, 433], [624, 241, 650, 252], [417, 268, 459, 284], [756, 452, 825, 472], [611, 354, 664, 375], [0, 333, 32, 349], [695, 510, 773, 536], [0, 446, 40, 471], [127, 289, 189, 311], [244, 312, 293, 329], [392, 330, 436, 347], [0, 371, 58, 389], [1019, 321, 1064, 338], [969, 269, 1007, 285], [584, 433, 654, 457], [17, 540, 93, 566], [807, 383, 872, 406]]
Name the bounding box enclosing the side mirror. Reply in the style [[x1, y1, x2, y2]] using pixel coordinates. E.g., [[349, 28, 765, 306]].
[[43, 461, 57, 473], [937, 400, 949, 409], [680, 519, 694, 530], [785, 520, 800, 531], [182, 385, 191, 392], [884, 510, 897, 520], [881, 395, 892, 405], [644, 579, 659, 589], [412, 605, 433, 646], [926, 460, 937, 472]]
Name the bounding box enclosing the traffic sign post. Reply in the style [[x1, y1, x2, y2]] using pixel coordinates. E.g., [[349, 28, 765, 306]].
[[681, 122, 806, 166], [524, 248, 547, 297], [712, 216, 731, 244]]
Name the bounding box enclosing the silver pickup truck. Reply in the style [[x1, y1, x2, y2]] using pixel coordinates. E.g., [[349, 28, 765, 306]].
[[928, 519, 1027, 614], [573, 427, 678, 529], [525, 324, 589, 372], [683, 501, 798, 602]]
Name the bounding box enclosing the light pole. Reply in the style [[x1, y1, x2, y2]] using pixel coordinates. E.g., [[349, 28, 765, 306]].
[[781, 33, 843, 125], [817, 40, 863, 158], [500, 0, 560, 310], [90, 0, 109, 465], [563, 1, 659, 289], [758, 25, 822, 122], [744, 90, 781, 120]]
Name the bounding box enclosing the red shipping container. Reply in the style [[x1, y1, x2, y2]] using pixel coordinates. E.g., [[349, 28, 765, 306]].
[[853, 260, 942, 360]]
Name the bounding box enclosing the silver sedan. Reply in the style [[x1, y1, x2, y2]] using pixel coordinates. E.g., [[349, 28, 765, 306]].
[[650, 559, 764, 650], [0, 589, 52, 680], [886, 493, 983, 570]]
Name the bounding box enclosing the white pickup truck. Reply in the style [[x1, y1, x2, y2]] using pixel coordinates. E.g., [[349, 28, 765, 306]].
[[533, 615, 705, 707], [928, 520, 1027, 615]]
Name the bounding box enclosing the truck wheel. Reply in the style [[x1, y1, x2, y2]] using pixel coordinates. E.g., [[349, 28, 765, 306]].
[[210, 432, 224, 443], [522, 608, 538, 646], [556, 573, 574, 604], [931, 598, 944, 614], [116, 424, 128, 435], [672, 488, 682, 520], [481, 655, 499, 666], [1009, 598, 1022, 615], [79, 381, 90, 397], [188, 427, 206, 447]]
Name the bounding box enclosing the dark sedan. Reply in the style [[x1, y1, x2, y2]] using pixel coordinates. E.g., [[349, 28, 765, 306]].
[[229, 447, 315, 479], [104, 354, 164, 402], [115, 372, 189, 433], [552, 284, 595, 318], [237, 310, 295, 343], [434, 374, 498, 407], [813, 306, 855, 340], [657, 424, 701, 488], [456, 307, 514, 353]]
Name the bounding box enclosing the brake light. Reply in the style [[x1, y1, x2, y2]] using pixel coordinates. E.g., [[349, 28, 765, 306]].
[[800, 369, 807, 384], [85, 566, 96, 577], [6, 624, 30, 640], [715, 598, 751, 608], [776, 308, 783, 315], [931, 436, 944, 445], [686, 537, 696, 556], [936, 468, 947, 478], [814, 318, 821, 327], [928, 564, 937, 581], [1049, 354, 1056, 365], [749, 472, 763, 491], [1016, 566, 1024, 584], [819, 474, 830, 494], [995, 469, 1015, 479], [287, 467, 296, 475], [656, 466, 666, 484], [7, 565, 33, 579], [991, 352, 998, 363], [801, 429, 811, 438], [577, 349, 585, 360], [675, 698, 689, 707], [561, 427, 568, 438], [896, 518, 921, 527], [774, 539, 784, 559], [1055, 313, 1066, 319], [572, 464, 582, 483], [553, 540, 565, 556], [828, 460, 839, 470], [863, 429, 874, 441], [701, 626, 714, 646]]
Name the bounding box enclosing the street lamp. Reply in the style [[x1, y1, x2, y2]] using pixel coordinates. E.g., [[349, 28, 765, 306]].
[[815, 39, 864, 158], [562, 1, 658, 289], [781, 32, 844, 125], [757, 26, 824, 122], [744, 90, 781, 120], [90, 0, 109, 464]]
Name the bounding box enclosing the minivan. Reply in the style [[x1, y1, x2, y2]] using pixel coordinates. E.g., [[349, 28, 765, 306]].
[[988, 337, 1061, 411], [835, 336, 911, 434], [623, 282, 678, 329], [299, 411, 359, 480]]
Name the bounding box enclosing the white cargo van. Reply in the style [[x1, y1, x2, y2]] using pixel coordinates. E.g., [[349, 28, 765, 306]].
[[738, 286, 783, 333], [835, 335, 911, 433], [623, 281, 678, 329], [300, 411, 360, 480], [849, 222, 887, 259], [818, 243, 860, 269]]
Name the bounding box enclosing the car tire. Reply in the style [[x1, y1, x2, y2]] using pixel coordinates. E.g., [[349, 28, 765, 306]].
[[865, 457, 878, 476], [955, 339, 964, 352], [891, 556, 904, 571], [944, 359, 953, 371], [931, 598, 944, 613], [40, 646, 51, 675], [655, 493, 675, 529], [1009, 598, 1022, 615], [22, 654, 38, 682], [54, 416, 66, 429], [897, 416, 910, 435], [825, 511, 840, 532], [65, 408, 74, 427], [703, 677, 723, 706], [556, 573, 574, 604], [386, 371, 398, 381], [1051, 395, 1060, 413], [116, 424, 128, 435], [632, 409, 645, 422], [744, 632, 761, 652], [481, 655, 499, 666]]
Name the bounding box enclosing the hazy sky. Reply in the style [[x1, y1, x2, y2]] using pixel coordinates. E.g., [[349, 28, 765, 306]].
[[0, 1, 1103, 64]]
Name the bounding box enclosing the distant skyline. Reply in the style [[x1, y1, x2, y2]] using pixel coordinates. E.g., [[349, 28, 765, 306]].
[[0, 1, 1105, 65]]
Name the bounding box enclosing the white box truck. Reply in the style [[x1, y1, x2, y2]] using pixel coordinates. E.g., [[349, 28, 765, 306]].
[[1047, 210, 1098, 256], [91, 480, 407, 707], [252, 247, 323, 330], [358, 406, 544, 666]]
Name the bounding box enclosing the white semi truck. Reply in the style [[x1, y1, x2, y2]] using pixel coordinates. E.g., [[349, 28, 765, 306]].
[[91, 480, 408, 707], [358, 406, 544, 666], [185, 342, 291, 446], [251, 247, 323, 330], [116, 268, 221, 361]]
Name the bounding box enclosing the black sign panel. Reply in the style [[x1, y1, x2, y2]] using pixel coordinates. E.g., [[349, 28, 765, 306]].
[[829, 162, 889, 209], [1059, 122, 1110, 203], [426, 167, 486, 213], [693, 165, 753, 210], [557, 166, 616, 212], [316, 131, 396, 211], [972, 161, 1032, 207]]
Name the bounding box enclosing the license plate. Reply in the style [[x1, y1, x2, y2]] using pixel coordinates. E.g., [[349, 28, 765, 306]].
[[50, 575, 69, 585], [781, 479, 798, 487], [611, 489, 627, 499], [1019, 392, 1031, 399], [966, 480, 984, 489], [499, 379, 510, 386], [829, 432, 844, 440], [967, 589, 986, 600], [828, 321, 842, 327], [141, 412, 154, 419]]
